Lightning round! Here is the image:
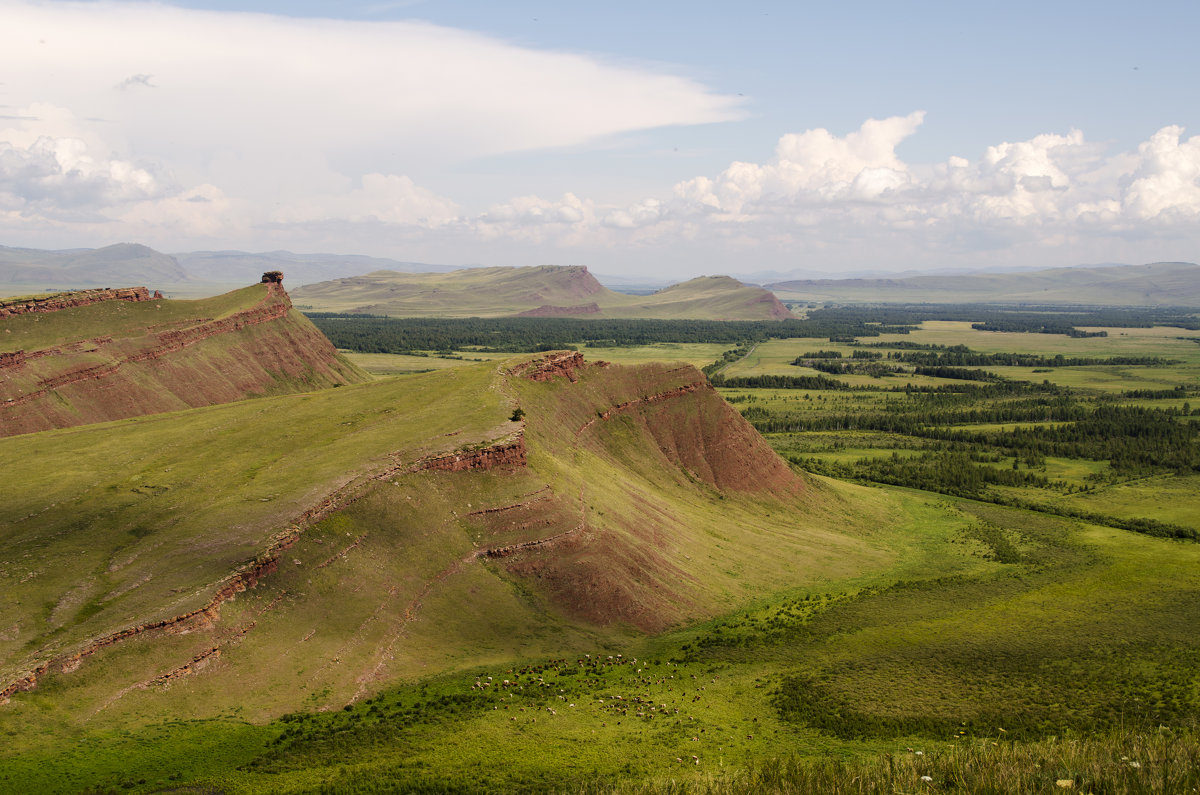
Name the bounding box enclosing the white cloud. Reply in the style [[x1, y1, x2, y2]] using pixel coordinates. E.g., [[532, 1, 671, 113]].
[[0, 105, 162, 216], [0, 1, 1195, 275], [617, 115, 1200, 243], [272, 173, 460, 227], [1122, 125, 1200, 221], [0, 1, 741, 181], [474, 193, 596, 245], [465, 115, 1200, 273]]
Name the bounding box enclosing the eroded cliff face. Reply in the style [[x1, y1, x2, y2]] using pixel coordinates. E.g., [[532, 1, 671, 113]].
[[0, 287, 159, 318], [508, 351, 592, 382], [0, 278, 365, 437], [413, 437, 527, 472]]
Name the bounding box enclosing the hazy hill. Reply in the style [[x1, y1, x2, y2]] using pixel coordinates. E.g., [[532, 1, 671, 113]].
[[768, 261, 1200, 306], [0, 352, 881, 726], [292, 265, 794, 320], [175, 249, 460, 286], [0, 277, 366, 436], [0, 243, 189, 286]]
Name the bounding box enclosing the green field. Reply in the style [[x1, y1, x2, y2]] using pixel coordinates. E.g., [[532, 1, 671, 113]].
[[3, 309, 1199, 793]]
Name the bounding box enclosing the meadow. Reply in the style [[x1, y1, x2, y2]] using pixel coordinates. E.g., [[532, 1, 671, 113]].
[[4, 307, 1199, 793]]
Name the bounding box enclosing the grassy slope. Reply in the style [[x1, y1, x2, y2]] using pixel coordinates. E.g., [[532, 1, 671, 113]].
[[0, 284, 368, 435], [0, 285, 260, 354], [4, 332, 1198, 792], [7, 487, 1197, 794], [0, 357, 896, 761], [0, 364, 511, 701], [768, 261, 1200, 305], [291, 267, 792, 320]]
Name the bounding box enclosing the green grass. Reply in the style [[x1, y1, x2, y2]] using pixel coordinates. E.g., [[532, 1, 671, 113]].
[[4, 315, 1200, 793], [0, 361, 512, 699], [0, 284, 265, 353], [7, 489, 1197, 793]]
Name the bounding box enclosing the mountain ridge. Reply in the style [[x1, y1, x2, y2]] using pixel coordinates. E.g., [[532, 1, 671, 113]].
[[291, 265, 795, 320], [0, 351, 882, 724], [768, 261, 1200, 306], [0, 274, 366, 437]]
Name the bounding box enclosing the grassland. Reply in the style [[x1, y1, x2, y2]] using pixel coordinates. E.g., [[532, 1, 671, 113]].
[[344, 343, 730, 376], [3, 307, 1199, 793], [5, 491, 1197, 793], [709, 319, 1200, 539], [0, 285, 263, 354]]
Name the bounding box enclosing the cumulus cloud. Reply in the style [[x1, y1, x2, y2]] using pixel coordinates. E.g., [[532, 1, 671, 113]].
[[671, 112, 925, 216], [596, 115, 1200, 246], [1122, 125, 1200, 221], [0, 105, 162, 217], [474, 193, 597, 245], [459, 115, 1200, 272]]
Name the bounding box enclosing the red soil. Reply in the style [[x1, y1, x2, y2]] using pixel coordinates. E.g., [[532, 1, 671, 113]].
[[412, 436, 527, 472], [0, 286, 156, 318], [1, 352, 808, 699], [0, 280, 363, 437], [508, 351, 586, 382]]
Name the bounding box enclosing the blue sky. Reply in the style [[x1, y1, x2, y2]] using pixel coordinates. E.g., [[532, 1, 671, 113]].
[[2, 0, 1198, 278]]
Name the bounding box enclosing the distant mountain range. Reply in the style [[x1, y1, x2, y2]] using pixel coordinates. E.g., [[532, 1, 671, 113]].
[[291, 266, 794, 320], [768, 262, 1200, 306], [3, 242, 1197, 308], [0, 244, 460, 289], [0, 243, 189, 286]]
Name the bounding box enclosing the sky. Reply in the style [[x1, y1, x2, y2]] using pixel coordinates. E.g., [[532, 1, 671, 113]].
[[2, 0, 1199, 279]]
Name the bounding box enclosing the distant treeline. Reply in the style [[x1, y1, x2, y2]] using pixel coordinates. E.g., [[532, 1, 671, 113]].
[[882, 347, 1176, 368], [305, 315, 916, 353], [709, 373, 850, 391]]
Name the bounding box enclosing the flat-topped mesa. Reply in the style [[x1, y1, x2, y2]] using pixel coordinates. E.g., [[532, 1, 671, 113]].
[[0, 287, 159, 319], [508, 351, 587, 382], [0, 277, 365, 437]]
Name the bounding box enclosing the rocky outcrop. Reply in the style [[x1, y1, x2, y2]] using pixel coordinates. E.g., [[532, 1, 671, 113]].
[[479, 527, 577, 558], [596, 381, 709, 421], [129, 287, 292, 362], [0, 287, 156, 318], [758, 290, 795, 320], [412, 436, 527, 473], [508, 351, 586, 382]]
